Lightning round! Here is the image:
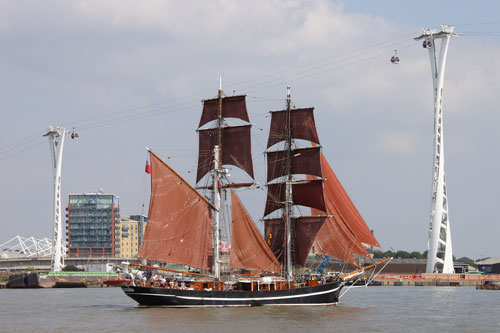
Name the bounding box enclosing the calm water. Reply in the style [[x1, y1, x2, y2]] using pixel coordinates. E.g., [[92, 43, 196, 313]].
[[1, 286, 499, 332]]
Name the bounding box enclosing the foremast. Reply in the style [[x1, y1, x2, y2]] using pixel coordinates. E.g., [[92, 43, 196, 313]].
[[196, 83, 254, 281], [212, 83, 223, 280], [284, 86, 293, 280]]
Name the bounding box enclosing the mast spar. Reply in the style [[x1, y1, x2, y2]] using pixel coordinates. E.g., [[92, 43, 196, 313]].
[[285, 86, 293, 280], [212, 82, 224, 280]]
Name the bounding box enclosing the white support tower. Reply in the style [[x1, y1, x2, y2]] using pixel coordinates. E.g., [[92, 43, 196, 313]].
[[43, 126, 66, 272], [415, 26, 460, 274]]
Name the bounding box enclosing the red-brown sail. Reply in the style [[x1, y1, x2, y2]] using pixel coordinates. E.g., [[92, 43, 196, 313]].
[[139, 151, 213, 271], [263, 218, 284, 264], [199, 95, 249, 128], [229, 190, 281, 273], [197, 125, 254, 183], [267, 108, 320, 148], [319, 153, 379, 247], [312, 203, 369, 265], [264, 179, 326, 217], [264, 216, 327, 266], [266, 146, 322, 182], [309, 152, 377, 264]]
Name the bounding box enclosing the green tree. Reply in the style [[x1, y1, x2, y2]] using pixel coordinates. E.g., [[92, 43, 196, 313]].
[[383, 250, 395, 258], [395, 250, 411, 259], [465, 260, 478, 269], [62, 265, 83, 272], [410, 251, 424, 259]]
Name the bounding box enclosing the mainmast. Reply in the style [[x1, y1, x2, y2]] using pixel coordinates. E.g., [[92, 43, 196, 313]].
[[264, 88, 328, 280]]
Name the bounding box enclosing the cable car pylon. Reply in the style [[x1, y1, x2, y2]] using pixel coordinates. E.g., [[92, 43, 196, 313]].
[[43, 126, 78, 271]]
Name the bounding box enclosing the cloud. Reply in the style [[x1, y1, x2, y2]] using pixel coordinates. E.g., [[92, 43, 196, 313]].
[[371, 131, 418, 155]]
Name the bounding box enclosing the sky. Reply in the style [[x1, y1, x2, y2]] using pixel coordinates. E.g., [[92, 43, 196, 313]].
[[0, 0, 499, 260]]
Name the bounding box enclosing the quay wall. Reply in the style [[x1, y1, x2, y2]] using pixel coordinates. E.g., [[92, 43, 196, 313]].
[[373, 273, 500, 287]]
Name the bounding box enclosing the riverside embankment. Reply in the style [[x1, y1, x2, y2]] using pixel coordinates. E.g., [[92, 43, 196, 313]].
[[373, 273, 500, 286]]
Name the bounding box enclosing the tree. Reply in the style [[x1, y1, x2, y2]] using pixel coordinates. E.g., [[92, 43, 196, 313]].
[[410, 251, 424, 259], [395, 250, 411, 259], [465, 260, 478, 269], [383, 250, 395, 258], [62, 265, 83, 272]]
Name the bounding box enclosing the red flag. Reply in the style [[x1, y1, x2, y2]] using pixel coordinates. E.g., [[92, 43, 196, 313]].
[[145, 160, 152, 174], [220, 241, 229, 253]]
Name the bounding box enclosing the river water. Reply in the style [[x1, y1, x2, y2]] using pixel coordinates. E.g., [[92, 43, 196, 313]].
[[1, 286, 498, 332]]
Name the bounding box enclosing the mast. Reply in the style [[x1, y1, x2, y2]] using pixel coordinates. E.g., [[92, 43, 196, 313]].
[[212, 81, 224, 281], [263, 88, 328, 278], [196, 82, 254, 279], [284, 86, 293, 280], [212, 146, 222, 280]]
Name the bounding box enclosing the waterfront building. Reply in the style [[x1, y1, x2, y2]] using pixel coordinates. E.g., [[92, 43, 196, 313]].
[[476, 258, 500, 274], [115, 215, 147, 259], [66, 193, 120, 257]]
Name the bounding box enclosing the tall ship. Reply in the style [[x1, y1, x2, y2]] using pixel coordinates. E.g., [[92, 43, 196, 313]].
[[121, 86, 384, 307]]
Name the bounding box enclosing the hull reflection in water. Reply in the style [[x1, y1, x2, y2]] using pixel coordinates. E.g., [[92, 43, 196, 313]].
[[122, 281, 343, 307]]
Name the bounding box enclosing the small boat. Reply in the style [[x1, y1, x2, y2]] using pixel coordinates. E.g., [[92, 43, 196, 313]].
[[104, 279, 131, 287]]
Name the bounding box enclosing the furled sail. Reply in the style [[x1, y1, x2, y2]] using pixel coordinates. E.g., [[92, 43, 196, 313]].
[[139, 151, 213, 271], [196, 95, 254, 183], [229, 190, 281, 273], [264, 105, 328, 268]]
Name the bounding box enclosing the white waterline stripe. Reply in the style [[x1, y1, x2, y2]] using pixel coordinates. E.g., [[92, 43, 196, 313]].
[[128, 284, 342, 302], [137, 302, 338, 308]]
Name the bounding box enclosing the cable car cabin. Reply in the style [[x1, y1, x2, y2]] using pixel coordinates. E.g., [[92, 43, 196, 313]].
[[391, 55, 400, 64], [391, 50, 399, 64], [71, 132, 79, 139]]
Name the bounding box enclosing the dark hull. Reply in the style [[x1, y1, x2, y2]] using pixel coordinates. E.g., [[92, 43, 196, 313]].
[[122, 281, 343, 307]]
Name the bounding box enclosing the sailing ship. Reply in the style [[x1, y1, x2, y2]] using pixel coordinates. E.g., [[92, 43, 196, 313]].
[[121, 86, 383, 307]]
